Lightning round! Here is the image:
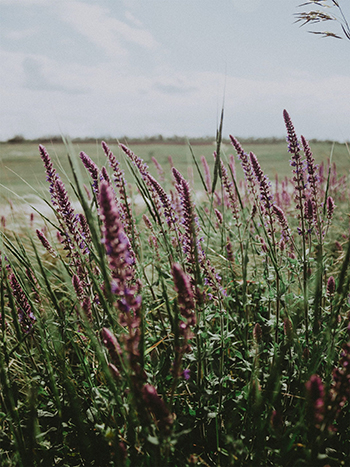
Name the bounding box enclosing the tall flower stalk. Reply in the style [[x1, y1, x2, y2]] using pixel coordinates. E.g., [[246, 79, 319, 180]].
[[283, 109, 310, 344]]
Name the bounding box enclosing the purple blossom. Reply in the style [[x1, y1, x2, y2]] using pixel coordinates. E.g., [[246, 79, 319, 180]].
[[101, 327, 123, 368], [142, 384, 173, 434], [99, 181, 135, 294], [272, 205, 291, 241], [214, 208, 223, 225], [229, 135, 256, 197], [253, 323, 262, 344], [36, 229, 56, 256], [226, 237, 234, 262], [80, 151, 99, 194], [101, 141, 134, 237], [100, 166, 111, 185], [250, 151, 274, 213], [327, 276, 336, 296], [147, 174, 177, 228], [326, 196, 335, 221], [172, 263, 195, 314], [305, 374, 325, 427], [330, 329, 350, 416], [39, 144, 60, 206], [9, 273, 36, 333], [151, 156, 165, 182], [72, 274, 84, 301], [219, 160, 240, 223]]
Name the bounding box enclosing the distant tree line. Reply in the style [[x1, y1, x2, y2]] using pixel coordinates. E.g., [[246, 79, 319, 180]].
[[2, 134, 345, 146]]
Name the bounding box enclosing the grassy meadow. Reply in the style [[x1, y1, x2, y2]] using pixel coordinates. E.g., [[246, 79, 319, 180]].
[[0, 114, 350, 466], [1, 139, 349, 198]]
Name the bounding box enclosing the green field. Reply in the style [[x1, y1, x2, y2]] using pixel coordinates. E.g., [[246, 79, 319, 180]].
[[1, 140, 349, 203]]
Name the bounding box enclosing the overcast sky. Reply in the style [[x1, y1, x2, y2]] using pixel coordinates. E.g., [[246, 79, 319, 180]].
[[0, 0, 349, 141]]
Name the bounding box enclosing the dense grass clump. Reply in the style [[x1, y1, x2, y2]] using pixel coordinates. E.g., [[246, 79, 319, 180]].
[[0, 111, 349, 467]]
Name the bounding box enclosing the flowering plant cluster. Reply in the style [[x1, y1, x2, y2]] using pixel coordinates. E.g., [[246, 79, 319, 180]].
[[0, 111, 349, 466]]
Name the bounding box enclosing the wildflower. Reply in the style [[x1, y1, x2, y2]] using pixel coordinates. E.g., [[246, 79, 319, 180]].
[[226, 237, 234, 262], [253, 323, 262, 344], [147, 174, 177, 228], [183, 369, 191, 380], [80, 151, 99, 193], [81, 296, 92, 321], [273, 205, 291, 241], [329, 325, 350, 416], [306, 374, 325, 427], [151, 156, 165, 182], [250, 152, 274, 210], [142, 214, 153, 230], [100, 166, 111, 185], [283, 110, 306, 223], [214, 208, 223, 225], [142, 384, 173, 434], [101, 327, 123, 368], [229, 135, 256, 197], [9, 273, 36, 333], [102, 141, 134, 237], [99, 181, 135, 293], [301, 135, 320, 228], [39, 144, 60, 206], [172, 263, 195, 314], [72, 274, 84, 301], [220, 159, 240, 223], [326, 276, 336, 296], [36, 229, 56, 257], [326, 196, 335, 221]]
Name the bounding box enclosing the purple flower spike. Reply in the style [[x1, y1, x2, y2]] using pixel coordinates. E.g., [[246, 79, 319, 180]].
[[253, 323, 262, 344], [305, 374, 325, 427], [39, 145, 60, 206], [229, 135, 256, 197], [9, 273, 36, 334], [102, 141, 135, 238], [250, 152, 274, 211], [147, 174, 177, 228], [273, 205, 290, 241], [326, 196, 335, 221], [99, 181, 135, 291], [72, 274, 84, 301], [101, 327, 122, 367], [36, 229, 56, 256], [327, 276, 336, 296], [172, 263, 195, 312], [283, 109, 301, 157], [80, 151, 99, 194], [142, 384, 173, 434], [151, 156, 165, 182]]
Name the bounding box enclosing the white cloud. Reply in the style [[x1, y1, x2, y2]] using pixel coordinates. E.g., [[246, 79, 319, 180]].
[[56, 1, 159, 59], [0, 44, 349, 141], [125, 11, 143, 28], [3, 28, 37, 40]]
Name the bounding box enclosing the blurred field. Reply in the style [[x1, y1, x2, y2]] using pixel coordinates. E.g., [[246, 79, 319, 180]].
[[1, 140, 349, 204]]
